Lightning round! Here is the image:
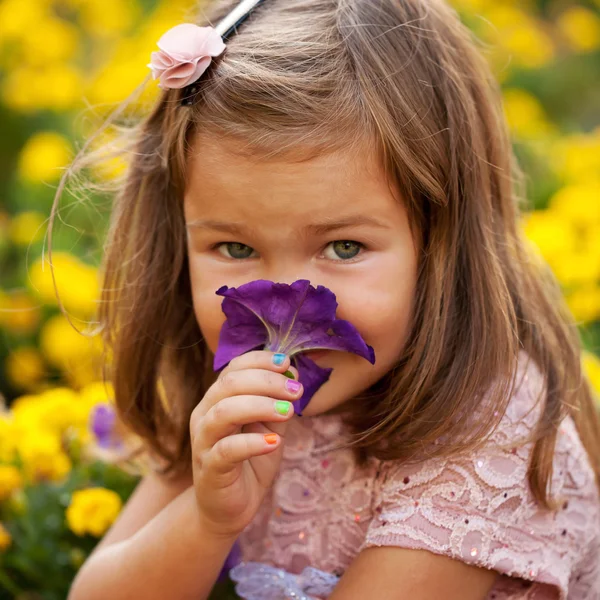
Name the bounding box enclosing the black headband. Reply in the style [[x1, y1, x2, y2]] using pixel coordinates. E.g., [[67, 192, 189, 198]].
[[181, 0, 268, 106]]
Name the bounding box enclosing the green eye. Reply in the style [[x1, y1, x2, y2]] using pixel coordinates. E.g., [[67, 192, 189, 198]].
[[216, 242, 255, 259], [330, 240, 362, 261]]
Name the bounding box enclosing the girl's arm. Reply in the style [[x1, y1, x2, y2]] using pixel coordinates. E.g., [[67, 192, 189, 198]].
[[329, 546, 498, 600], [67, 484, 237, 600], [85, 467, 194, 561]]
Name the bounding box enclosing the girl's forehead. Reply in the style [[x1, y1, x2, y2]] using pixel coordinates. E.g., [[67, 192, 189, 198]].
[[184, 134, 399, 216], [188, 133, 375, 179]]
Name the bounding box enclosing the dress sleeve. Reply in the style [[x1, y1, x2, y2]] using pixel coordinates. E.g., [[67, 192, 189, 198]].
[[359, 354, 599, 599]]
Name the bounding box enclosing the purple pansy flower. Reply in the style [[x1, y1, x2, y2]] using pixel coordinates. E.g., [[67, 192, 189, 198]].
[[90, 403, 118, 449], [213, 279, 376, 414]]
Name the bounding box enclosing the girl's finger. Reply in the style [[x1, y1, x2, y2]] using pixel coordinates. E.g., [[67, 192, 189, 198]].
[[206, 432, 281, 475], [193, 395, 294, 453], [195, 368, 303, 420], [217, 350, 298, 381]]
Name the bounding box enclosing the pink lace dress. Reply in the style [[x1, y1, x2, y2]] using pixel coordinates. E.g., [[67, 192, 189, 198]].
[[231, 353, 600, 599]]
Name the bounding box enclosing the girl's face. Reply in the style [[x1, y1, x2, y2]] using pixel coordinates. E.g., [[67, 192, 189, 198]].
[[183, 134, 418, 416]]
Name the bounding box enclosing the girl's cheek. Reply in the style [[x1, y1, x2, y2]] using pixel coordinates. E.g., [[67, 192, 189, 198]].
[[339, 288, 415, 364], [190, 287, 224, 354]]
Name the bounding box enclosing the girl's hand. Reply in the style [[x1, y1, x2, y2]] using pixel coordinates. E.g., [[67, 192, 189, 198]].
[[189, 350, 301, 539]]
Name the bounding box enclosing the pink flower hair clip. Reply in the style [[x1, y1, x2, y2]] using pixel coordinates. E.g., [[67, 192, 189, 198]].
[[147, 0, 268, 107], [147, 24, 226, 91]]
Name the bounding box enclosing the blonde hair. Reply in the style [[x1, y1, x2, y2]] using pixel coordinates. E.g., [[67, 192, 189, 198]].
[[49, 0, 600, 509]]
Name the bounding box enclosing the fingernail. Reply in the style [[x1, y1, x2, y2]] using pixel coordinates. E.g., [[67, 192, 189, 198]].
[[274, 400, 291, 415], [272, 353, 286, 366], [285, 379, 302, 394], [264, 433, 278, 445]]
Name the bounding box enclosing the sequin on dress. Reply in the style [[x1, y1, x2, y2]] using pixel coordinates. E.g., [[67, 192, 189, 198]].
[[232, 352, 600, 599]]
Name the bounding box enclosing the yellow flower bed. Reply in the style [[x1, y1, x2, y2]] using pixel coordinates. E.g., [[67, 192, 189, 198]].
[[0, 1, 598, 598], [66, 488, 123, 537]]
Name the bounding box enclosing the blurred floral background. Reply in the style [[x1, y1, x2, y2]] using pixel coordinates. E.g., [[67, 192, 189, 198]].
[[0, 0, 599, 598]]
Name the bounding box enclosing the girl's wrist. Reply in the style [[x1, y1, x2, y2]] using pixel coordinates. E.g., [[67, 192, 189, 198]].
[[189, 490, 241, 544]]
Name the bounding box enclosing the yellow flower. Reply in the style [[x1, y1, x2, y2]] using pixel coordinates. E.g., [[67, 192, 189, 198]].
[[0, 523, 12, 552], [583, 351, 600, 405], [80, 381, 115, 407], [17, 430, 72, 484], [12, 388, 81, 438], [504, 25, 554, 69], [84, 0, 191, 108], [78, 0, 140, 38], [549, 132, 600, 185], [557, 6, 600, 53], [87, 50, 154, 105], [0, 0, 49, 41], [19, 17, 80, 65], [4, 347, 47, 392], [522, 210, 577, 265], [449, 0, 490, 12], [549, 183, 600, 229], [0, 465, 23, 501], [6, 385, 105, 462], [3, 65, 84, 113], [8, 211, 47, 247], [39, 314, 104, 387], [86, 127, 130, 182], [502, 88, 555, 139], [39, 315, 97, 367], [450, 0, 536, 12], [17, 132, 73, 183], [485, 7, 554, 69], [0, 417, 20, 463], [552, 250, 600, 288], [66, 488, 122, 537], [521, 208, 600, 287], [566, 286, 600, 324], [0, 291, 41, 335], [29, 252, 100, 317]]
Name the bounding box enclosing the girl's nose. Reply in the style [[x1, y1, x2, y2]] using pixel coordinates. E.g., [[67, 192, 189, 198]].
[[263, 256, 319, 287], [266, 267, 313, 286]]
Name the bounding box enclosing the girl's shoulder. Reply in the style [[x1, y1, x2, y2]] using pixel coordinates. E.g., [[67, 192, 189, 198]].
[[362, 350, 600, 599]]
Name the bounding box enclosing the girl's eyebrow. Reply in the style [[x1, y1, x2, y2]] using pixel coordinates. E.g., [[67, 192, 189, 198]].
[[185, 215, 391, 236]]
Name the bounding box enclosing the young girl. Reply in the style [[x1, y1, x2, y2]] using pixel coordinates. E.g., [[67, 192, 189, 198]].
[[58, 0, 600, 598]]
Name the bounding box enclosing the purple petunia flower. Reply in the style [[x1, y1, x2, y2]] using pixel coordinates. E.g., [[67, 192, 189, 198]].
[[90, 403, 117, 448], [213, 279, 376, 414]]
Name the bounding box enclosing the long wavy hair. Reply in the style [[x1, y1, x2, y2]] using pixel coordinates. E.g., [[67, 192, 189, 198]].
[[49, 0, 600, 510]]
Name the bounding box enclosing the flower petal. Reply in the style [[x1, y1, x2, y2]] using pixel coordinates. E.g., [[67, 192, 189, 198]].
[[291, 353, 333, 415], [292, 318, 376, 364], [160, 60, 201, 89], [149, 50, 174, 70], [213, 292, 270, 371], [157, 23, 226, 61], [215, 279, 284, 338], [213, 279, 376, 414]]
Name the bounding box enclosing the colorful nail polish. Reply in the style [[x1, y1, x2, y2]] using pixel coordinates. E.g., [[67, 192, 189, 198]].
[[264, 433, 278, 445], [275, 400, 291, 415], [285, 379, 302, 394], [272, 353, 286, 366]]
